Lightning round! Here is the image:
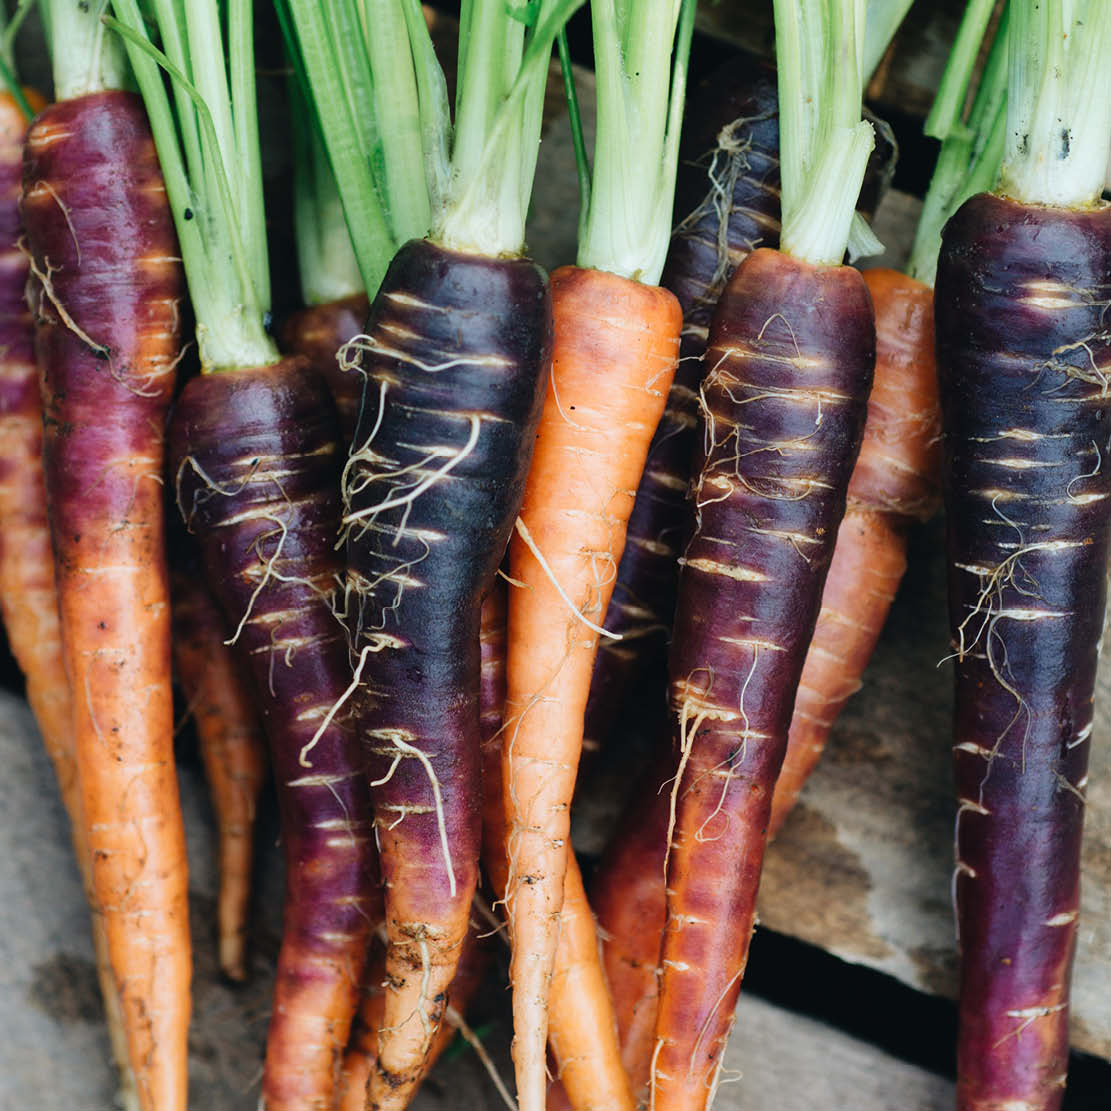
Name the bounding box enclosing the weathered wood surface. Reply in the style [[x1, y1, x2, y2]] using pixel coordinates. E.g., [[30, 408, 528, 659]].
[[0, 681, 955, 1107]]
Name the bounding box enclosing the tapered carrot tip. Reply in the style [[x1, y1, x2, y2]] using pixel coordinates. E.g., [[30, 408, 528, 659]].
[[172, 569, 266, 983]]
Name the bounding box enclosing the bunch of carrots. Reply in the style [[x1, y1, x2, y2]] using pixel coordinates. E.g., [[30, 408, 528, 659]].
[[3, 0, 1110, 1108]]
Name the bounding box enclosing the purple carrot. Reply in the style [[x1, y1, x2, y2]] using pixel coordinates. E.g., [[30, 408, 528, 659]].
[[22, 88, 191, 1109], [343, 239, 550, 1103], [281, 294, 369, 446], [938, 195, 1111, 1108], [651, 248, 873, 1107], [170, 359, 381, 1108], [932, 7, 1111, 1104]]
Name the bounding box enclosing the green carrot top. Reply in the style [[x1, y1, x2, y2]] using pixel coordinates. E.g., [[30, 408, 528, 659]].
[[907, 0, 1008, 287], [283, 0, 584, 294], [572, 0, 695, 285], [46, 0, 129, 101]]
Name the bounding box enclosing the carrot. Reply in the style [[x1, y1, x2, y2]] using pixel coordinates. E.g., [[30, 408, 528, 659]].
[[496, 7, 695, 1104], [23, 68, 191, 1111], [344, 238, 552, 1109], [109, 3, 381, 1104], [284, 3, 586, 1103], [171, 566, 267, 982], [172, 362, 380, 1108], [767, 266, 940, 835], [652, 249, 872, 1108], [649, 4, 877, 1104], [503, 267, 680, 1110], [0, 78, 138, 1109], [587, 269, 937, 1103], [935, 4, 1111, 1103], [476, 581, 630, 1111], [280, 292, 368, 444]]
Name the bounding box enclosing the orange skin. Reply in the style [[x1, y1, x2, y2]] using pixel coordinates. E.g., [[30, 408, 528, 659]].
[[768, 268, 940, 835], [478, 584, 631, 1111], [503, 266, 680, 1111], [24, 92, 191, 1111], [171, 570, 267, 982]]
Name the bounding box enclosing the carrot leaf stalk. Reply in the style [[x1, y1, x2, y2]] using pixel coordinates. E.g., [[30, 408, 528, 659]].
[[288, 70, 362, 309], [936, 2, 1111, 1107], [774, 0, 876, 265], [46, 0, 128, 99], [109, 3, 380, 1107], [908, 0, 1009, 288], [276, 25, 368, 443], [860, 0, 916, 81], [574, 0, 694, 283]]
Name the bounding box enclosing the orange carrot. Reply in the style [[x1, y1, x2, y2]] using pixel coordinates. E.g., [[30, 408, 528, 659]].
[[171, 567, 267, 982], [24, 91, 190, 1110], [478, 583, 629, 1111], [503, 266, 680, 1111], [768, 267, 940, 836]]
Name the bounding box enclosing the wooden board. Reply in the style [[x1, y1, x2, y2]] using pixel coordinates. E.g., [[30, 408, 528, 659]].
[[0, 682, 955, 1108]]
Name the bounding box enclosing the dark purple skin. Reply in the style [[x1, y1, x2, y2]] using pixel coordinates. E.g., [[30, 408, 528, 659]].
[[170, 357, 380, 1108], [280, 292, 370, 444], [344, 237, 550, 1096], [583, 61, 897, 756], [651, 248, 874, 1105], [936, 193, 1111, 1111]]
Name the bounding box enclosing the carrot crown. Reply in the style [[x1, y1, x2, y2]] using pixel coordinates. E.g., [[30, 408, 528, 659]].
[[908, 0, 1008, 288], [46, 0, 128, 100], [574, 0, 695, 285], [999, 0, 1111, 209], [773, 0, 876, 266], [107, 0, 279, 374]]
